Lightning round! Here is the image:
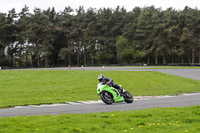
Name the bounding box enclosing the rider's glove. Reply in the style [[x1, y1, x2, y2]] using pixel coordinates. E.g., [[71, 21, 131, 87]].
[[106, 82, 110, 85]]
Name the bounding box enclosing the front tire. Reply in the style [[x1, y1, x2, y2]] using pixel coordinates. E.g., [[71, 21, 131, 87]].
[[123, 91, 133, 103], [100, 91, 114, 105]]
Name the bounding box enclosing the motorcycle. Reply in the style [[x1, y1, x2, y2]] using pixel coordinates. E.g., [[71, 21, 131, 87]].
[[97, 83, 134, 104]]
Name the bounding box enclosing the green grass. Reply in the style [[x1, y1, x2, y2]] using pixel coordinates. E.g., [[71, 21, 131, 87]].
[[0, 70, 200, 108], [0, 105, 199, 133]]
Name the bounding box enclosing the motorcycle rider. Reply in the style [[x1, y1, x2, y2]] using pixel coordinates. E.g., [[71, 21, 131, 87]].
[[98, 74, 124, 92]]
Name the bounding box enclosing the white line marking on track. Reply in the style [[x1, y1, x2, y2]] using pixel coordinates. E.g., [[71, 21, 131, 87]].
[[13, 93, 200, 109]]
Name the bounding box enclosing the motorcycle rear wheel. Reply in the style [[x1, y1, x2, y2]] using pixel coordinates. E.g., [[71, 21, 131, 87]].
[[100, 91, 114, 105]]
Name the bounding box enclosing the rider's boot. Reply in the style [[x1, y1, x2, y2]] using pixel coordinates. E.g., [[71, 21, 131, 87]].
[[119, 87, 125, 96]]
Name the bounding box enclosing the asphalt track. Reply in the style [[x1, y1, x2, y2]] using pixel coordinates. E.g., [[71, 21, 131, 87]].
[[0, 93, 200, 117], [1, 67, 200, 117]]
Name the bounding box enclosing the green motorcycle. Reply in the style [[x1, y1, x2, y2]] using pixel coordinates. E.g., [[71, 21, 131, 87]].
[[97, 83, 134, 104]]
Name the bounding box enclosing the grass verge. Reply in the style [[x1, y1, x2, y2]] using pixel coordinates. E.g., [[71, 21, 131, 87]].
[[0, 105, 199, 133], [0, 70, 200, 107]]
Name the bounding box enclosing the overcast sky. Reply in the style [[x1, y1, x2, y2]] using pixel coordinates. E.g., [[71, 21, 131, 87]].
[[0, 0, 200, 13]]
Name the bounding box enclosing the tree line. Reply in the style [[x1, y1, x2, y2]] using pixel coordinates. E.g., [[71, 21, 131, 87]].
[[0, 5, 200, 67]]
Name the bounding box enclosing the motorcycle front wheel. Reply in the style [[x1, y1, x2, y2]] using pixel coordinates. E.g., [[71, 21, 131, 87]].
[[100, 91, 114, 105], [123, 91, 134, 103]]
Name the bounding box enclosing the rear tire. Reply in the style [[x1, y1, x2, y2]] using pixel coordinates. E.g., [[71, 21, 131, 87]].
[[123, 91, 133, 103], [100, 91, 114, 105]]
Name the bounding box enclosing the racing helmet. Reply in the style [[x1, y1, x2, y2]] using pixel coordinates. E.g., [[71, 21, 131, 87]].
[[98, 74, 104, 82]]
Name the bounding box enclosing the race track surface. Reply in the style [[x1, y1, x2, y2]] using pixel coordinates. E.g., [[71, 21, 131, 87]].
[[0, 93, 200, 117], [149, 69, 200, 81]]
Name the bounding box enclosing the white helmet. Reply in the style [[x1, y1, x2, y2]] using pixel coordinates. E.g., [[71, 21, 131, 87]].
[[98, 74, 104, 82]]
